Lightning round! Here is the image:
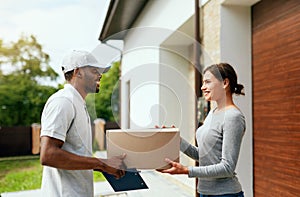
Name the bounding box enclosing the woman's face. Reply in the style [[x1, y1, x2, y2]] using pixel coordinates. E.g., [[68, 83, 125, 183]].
[[201, 71, 225, 101]]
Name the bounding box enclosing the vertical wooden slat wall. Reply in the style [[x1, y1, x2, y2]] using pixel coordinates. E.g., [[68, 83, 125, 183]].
[[252, 0, 300, 196]]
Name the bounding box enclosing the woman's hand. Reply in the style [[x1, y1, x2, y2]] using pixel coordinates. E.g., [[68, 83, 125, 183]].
[[160, 158, 189, 175]]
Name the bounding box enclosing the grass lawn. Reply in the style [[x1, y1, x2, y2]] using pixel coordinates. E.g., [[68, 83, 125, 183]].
[[0, 156, 106, 194]]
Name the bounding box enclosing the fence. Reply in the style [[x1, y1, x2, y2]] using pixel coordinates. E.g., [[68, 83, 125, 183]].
[[0, 125, 36, 157], [0, 121, 119, 157], [93, 119, 120, 151]]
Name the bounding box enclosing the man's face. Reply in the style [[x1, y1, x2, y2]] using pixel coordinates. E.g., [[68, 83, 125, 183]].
[[80, 66, 103, 93]]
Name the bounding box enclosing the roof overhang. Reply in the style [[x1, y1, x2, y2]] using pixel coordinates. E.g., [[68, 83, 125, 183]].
[[99, 0, 148, 42]]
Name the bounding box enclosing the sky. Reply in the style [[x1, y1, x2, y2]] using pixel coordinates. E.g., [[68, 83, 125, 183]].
[[0, 0, 121, 84]]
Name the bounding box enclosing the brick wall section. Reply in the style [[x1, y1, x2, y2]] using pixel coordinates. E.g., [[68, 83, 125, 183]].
[[202, 0, 221, 63]]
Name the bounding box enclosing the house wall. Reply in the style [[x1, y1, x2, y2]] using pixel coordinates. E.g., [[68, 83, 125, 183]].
[[120, 0, 257, 195], [120, 0, 197, 192], [132, 0, 194, 29], [120, 48, 160, 129], [220, 5, 253, 197], [159, 44, 196, 167], [121, 0, 196, 145], [202, 0, 259, 196]]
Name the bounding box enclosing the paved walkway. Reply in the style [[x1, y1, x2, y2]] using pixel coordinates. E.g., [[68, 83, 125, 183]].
[[2, 172, 194, 197], [1, 151, 195, 197]]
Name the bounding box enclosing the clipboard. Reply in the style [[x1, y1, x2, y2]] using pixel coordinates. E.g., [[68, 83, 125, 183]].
[[102, 169, 149, 192]]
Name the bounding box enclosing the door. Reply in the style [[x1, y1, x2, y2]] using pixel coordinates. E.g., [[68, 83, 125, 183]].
[[252, 0, 300, 196]]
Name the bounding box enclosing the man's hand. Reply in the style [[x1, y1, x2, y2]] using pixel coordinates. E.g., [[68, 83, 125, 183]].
[[159, 158, 189, 175], [96, 154, 126, 179]]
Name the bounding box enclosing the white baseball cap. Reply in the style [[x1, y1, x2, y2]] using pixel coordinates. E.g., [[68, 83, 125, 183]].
[[61, 50, 110, 74]]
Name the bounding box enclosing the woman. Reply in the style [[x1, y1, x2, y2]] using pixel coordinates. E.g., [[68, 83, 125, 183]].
[[161, 63, 246, 197]]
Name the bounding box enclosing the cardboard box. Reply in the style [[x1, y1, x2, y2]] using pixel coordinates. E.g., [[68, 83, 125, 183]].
[[106, 128, 180, 169]]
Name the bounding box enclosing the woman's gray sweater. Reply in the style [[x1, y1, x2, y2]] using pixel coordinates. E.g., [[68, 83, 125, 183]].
[[180, 107, 245, 195]]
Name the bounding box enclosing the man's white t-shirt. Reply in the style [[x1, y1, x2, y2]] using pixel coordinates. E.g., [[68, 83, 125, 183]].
[[40, 84, 94, 197]]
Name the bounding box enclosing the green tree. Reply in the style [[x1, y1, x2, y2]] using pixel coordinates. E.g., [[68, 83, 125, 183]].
[[86, 61, 120, 123], [0, 35, 58, 126]]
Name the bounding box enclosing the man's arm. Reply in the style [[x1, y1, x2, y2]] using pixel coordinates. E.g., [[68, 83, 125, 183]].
[[40, 136, 125, 178]]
